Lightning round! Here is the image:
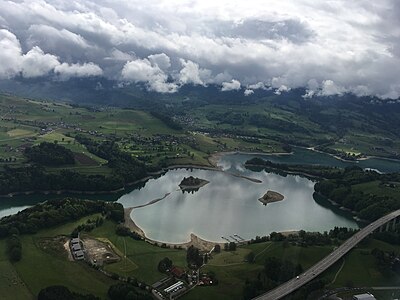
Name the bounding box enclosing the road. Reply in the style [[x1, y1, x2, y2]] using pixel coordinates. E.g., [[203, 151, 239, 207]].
[[253, 209, 400, 300]]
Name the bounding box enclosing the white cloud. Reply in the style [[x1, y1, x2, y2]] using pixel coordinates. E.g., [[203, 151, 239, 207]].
[[148, 53, 171, 71], [121, 56, 177, 93], [21, 46, 59, 78], [178, 59, 212, 86], [221, 79, 241, 91], [0, 28, 103, 80], [0, 29, 22, 79], [274, 84, 290, 95], [318, 80, 345, 96], [248, 82, 268, 90], [1, 1, 400, 98], [54, 62, 103, 79], [244, 89, 254, 96]]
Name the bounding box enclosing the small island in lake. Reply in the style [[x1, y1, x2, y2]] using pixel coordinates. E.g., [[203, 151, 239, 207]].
[[179, 176, 209, 191], [258, 190, 284, 205]]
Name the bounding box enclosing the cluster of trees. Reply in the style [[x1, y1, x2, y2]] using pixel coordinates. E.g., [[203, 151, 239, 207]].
[[264, 257, 303, 283], [0, 165, 123, 195], [157, 257, 172, 273], [108, 283, 152, 300], [24, 142, 75, 166], [245, 157, 343, 179], [186, 245, 203, 268], [205, 111, 309, 134], [246, 159, 400, 222], [224, 242, 237, 251], [150, 111, 182, 130], [371, 248, 400, 276], [0, 198, 124, 238], [243, 257, 303, 300], [373, 230, 400, 245], [247, 227, 357, 248], [71, 217, 104, 237], [7, 228, 22, 262], [38, 285, 99, 300], [315, 166, 400, 221], [115, 225, 143, 240], [74, 137, 148, 184], [207, 111, 246, 126], [249, 114, 307, 133]]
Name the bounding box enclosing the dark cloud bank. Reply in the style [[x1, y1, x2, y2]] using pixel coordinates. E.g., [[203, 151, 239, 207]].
[[0, 0, 400, 100]]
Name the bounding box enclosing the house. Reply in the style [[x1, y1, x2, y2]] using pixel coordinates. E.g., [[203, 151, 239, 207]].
[[71, 238, 80, 245], [71, 243, 82, 252], [73, 250, 85, 260]]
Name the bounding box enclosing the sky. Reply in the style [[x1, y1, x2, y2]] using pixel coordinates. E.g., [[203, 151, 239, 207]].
[[0, 0, 400, 99]]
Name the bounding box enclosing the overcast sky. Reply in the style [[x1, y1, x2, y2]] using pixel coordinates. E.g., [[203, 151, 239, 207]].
[[0, 0, 400, 99]]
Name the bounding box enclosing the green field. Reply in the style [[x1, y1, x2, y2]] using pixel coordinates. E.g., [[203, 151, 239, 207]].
[[183, 239, 400, 300], [90, 221, 187, 283], [353, 180, 400, 198], [0, 212, 399, 300], [0, 215, 117, 300]]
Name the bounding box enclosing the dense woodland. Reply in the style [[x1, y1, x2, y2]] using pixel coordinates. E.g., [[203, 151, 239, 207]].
[[245, 157, 343, 178], [0, 165, 123, 194], [0, 140, 149, 195], [315, 167, 400, 221], [246, 157, 400, 222], [75, 136, 149, 183], [0, 198, 124, 238], [24, 142, 75, 166]]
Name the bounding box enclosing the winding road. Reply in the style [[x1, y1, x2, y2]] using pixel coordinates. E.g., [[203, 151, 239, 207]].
[[253, 209, 400, 300]]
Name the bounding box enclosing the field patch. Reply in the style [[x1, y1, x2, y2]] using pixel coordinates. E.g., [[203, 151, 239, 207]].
[[74, 152, 99, 166], [39, 132, 74, 143], [6, 129, 34, 138], [0, 260, 33, 300]]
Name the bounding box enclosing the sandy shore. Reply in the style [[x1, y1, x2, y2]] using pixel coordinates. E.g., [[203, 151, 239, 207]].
[[123, 207, 226, 251], [123, 207, 145, 236]]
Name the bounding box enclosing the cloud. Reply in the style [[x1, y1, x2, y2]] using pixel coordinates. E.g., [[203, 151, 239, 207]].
[[21, 46, 60, 78], [0, 28, 103, 80], [148, 53, 171, 71], [221, 79, 241, 91], [121, 56, 177, 93], [244, 89, 254, 96], [0, 29, 23, 79], [54, 62, 103, 80], [178, 59, 212, 86], [1, 1, 400, 98]]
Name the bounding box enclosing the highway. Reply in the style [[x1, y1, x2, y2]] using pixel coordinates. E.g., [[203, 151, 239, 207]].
[[253, 209, 400, 300]]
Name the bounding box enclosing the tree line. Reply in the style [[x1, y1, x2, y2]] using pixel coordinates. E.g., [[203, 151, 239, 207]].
[[315, 166, 400, 221], [24, 142, 75, 166], [0, 138, 150, 195], [0, 198, 124, 238]]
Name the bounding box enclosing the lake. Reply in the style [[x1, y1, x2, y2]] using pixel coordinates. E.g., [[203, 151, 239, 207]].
[[2, 147, 400, 241]]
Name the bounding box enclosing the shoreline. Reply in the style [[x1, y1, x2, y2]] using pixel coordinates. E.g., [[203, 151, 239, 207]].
[[123, 206, 227, 251], [2, 147, 398, 198], [124, 205, 304, 251], [306, 146, 400, 164]]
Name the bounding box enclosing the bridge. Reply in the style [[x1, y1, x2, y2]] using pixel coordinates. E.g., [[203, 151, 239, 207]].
[[253, 209, 400, 300]]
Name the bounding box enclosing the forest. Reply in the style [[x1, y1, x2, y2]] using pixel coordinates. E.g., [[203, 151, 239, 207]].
[[0, 198, 124, 238]]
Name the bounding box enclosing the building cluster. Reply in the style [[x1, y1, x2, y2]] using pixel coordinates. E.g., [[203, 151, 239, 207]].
[[70, 237, 85, 260]]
